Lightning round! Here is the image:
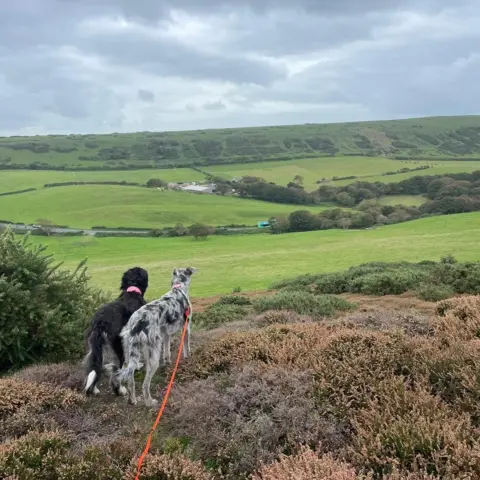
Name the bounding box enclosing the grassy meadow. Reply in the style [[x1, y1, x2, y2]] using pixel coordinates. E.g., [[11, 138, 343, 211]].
[[27, 212, 480, 298], [206, 157, 480, 190], [0, 185, 333, 228], [0, 168, 205, 194]]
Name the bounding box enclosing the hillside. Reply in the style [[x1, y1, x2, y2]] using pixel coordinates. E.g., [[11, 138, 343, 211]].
[[2, 115, 480, 170]]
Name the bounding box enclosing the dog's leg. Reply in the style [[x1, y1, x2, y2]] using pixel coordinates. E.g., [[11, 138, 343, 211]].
[[183, 319, 191, 359], [126, 369, 137, 405], [162, 334, 171, 364], [143, 346, 160, 407], [111, 337, 125, 367], [109, 338, 127, 396]]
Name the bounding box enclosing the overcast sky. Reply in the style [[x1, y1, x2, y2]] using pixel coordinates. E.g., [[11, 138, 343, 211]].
[[0, 0, 479, 136]]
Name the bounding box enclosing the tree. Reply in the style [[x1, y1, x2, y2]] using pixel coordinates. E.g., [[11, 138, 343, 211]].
[[293, 174, 304, 186], [338, 217, 352, 230], [174, 224, 187, 236], [335, 192, 356, 207], [146, 178, 167, 188], [35, 218, 55, 236], [288, 210, 315, 232], [188, 223, 211, 240], [270, 215, 289, 234], [214, 182, 231, 195]]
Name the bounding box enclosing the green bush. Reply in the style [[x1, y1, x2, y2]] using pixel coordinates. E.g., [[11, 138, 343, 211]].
[[216, 295, 252, 306], [271, 258, 480, 300], [254, 292, 354, 317], [195, 304, 249, 330], [417, 283, 456, 302], [350, 271, 425, 296], [0, 228, 106, 372]]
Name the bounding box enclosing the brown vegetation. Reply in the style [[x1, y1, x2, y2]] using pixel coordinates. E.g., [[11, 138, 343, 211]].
[[2, 294, 480, 479]]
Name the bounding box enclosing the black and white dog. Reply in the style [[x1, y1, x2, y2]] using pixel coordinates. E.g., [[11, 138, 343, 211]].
[[83, 267, 149, 396], [111, 267, 197, 407]]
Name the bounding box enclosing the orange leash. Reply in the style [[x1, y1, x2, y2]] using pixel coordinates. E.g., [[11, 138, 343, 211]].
[[134, 309, 190, 480]]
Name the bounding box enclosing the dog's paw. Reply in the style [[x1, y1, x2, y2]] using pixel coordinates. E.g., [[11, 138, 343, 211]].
[[93, 386, 100, 396], [118, 385, 128, 397], [128, 397, 137, 406], [144, 398, 158, 408]]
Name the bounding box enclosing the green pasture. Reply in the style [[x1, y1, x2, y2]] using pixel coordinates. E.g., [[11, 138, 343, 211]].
[[26, 212, 480, 298], [0, 185, 331, 228], [205, 157, 480, 190], [0, 168, 205, 194]]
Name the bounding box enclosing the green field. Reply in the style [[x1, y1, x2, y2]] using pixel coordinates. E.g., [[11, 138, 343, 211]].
[[2, 115, 480, 170], [26, 212, 480, 298], [332, 160, 480, 186], [205, 156, 398, 190], [206, 156, 480, 190], [0, 185, 332, 228], [0, 168, 205, 194]]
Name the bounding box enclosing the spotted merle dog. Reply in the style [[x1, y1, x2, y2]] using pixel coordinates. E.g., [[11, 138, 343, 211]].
[[111, 267, 197, 407], [83, 267, 148, 397]]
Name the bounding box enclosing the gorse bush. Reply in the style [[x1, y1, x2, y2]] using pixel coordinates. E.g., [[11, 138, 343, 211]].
[[254, 291, 354, 317], [271, 258, 480, 299], [0, 228, 106, 372]]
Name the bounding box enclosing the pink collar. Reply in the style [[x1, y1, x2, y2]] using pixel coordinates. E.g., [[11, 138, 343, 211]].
[[172, 283, 183, 289], [126, 286, 142, 295]]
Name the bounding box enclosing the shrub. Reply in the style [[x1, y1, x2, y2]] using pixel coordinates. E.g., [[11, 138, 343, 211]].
[[0, 378, 84, 420], [416, 283, 455, 302], [216, 295, 252, 306], [254, 310, 314, 327], [339, 309, 432, 336], [272, 259, 480, 300], [194, 304, 249, 330], [313, 331, 426, 418], [433, 295, 480, 342], [165, 365, 346, 478], [182, 324, 335, 379], [0, 430, 71, 479], [12, 362, 84, 391], [124, 453, 213, 480], [252, 447, 361, 480], [0, 229, 106, 372], [349, 379, 479, 477], [349, 271, 424, 296], [253, 292, 354, 317]]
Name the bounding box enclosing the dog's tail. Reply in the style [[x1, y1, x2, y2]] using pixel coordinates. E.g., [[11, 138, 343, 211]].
[[83, 324, 106, 395]]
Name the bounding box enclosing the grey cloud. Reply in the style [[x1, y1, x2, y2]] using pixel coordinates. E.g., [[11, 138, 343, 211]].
[[78, 30, 286, 86], [203, 100, 227, 111], [138, 89, 155, 102], [0, 0, 479, 135]]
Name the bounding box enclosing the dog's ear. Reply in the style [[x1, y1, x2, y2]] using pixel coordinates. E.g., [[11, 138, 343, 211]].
[[185, 267, 198, 276], [173, 268, 179, 276]]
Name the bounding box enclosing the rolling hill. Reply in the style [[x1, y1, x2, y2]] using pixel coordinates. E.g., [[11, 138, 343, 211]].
[[2, 115, 480, 170]]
